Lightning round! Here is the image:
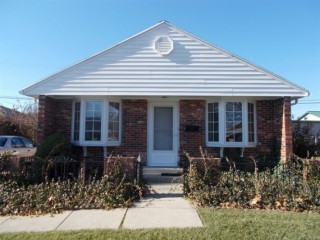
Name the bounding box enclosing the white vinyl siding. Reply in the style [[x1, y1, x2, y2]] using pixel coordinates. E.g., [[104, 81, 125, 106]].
[[21, 22, 308, 98], [207, 99, 256, 148], [72, 99, 121, 146]]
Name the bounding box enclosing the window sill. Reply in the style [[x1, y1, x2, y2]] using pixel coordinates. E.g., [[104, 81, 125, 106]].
[[72, 141, 121, 147], [206, 142, 257, 148]]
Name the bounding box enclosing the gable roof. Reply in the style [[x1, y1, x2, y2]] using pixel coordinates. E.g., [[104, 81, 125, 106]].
[[298, 111, 320, 121], [21, 21, 309, 98]]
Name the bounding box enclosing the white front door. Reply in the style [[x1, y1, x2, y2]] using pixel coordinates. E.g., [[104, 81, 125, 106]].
[[148, 102, 178, 167]]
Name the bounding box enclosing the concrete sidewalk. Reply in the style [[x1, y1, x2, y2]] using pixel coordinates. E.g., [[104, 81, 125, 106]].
[[0, 184, 203, 233]]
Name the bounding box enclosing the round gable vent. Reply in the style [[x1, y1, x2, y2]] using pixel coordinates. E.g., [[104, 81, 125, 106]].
[[154, 36, 174, 55]]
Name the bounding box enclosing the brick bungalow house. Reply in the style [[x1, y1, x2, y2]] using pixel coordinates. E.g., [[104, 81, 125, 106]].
[[21, 21, 308, 167]]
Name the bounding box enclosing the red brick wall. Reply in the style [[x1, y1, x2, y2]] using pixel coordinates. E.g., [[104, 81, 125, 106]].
[[37, 96, 55, 144], [179, 100, 220, 160], [38, 97, 293, 163], [179, 98, 293, 162], [276, 97, 293, 161], [254, 97, 292, 162], [117, 99, 148, 160], [37, 96, 72, 144], [54, 99, 73, 141]]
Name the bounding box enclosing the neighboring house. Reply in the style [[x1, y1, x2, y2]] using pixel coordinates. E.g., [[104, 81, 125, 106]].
[[294, 111, 320, 144], [20, 21, 309, 166], [297, 111, 320, 122]]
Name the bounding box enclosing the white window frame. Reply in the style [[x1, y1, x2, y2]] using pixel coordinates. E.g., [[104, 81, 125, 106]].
[[206, 98, 257, 148], [71, 98, 121, 147]]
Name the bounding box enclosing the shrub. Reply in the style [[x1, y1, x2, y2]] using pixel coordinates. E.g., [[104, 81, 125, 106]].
[[185, 149, 320, 213], [0, 152, 12, 171], [35, 133, 71, 159], [0, 156, 143, 216], [293, 122, 320, 158]]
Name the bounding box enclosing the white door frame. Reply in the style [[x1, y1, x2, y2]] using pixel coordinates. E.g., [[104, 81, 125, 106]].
[[147, 101, 179, 167]]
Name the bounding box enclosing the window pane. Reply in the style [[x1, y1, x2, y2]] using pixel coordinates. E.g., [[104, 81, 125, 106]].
[[94, 102, 101, 111], [248, 103, 255, 142], [214, 122, 219, 131], [214, 133, 219, 141], [74, 132, 79, 141], [208, 132, 213, 142], [234, 102, 242, 111], [226, 122, 233, 131], [0, 137, 8, 147], [86, 121, 93, 130], [73, 102, 81, 141], [207, 102, 219, 142], [226, 112, 233, 121], [93, 132, 101, 141], [94, 110, 101, 118], [226, 102, 233, 111], [235, 112, 242, 122], [214, 112, 219, 120], [94, 122, 101, 130], [208, 114, 213, 122], [11, 138, 25, 148], [154, 107, 173, 150], [85, 101, 102, 141], [225, 102, 243, 142], [85, 132, 91, 141], [235, 133, 243, 142]]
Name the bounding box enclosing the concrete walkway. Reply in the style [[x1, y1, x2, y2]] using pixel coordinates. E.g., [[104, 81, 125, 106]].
[[0, 183, 203, 233]]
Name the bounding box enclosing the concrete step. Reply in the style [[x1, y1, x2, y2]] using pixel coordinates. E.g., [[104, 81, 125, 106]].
[[143, 167, 183, 183], [144, 175, 182, 183], [143, 167, 183, 175], [145, 183, 184, 197]]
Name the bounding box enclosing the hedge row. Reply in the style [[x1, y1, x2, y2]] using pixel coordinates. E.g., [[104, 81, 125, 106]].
[[185, 153, 320, 213]]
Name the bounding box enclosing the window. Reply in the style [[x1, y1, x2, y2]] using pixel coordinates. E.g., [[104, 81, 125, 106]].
[[248, 103, 255, 143], [72, 99, 121, 146], [108, 102, 120, 142], [11, 138, 25, 148], [21, 138, 35, 148], [207, 102, 219, 142], [0, 137, 7, 147], [207, 99, 256, 147], [85, 101, 102, 141], [226, 102, 242, 142], [73, 102, 81, 141]]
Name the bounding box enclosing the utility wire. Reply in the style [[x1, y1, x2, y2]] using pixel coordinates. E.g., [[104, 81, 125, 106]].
[[0, 96, 33, 100]]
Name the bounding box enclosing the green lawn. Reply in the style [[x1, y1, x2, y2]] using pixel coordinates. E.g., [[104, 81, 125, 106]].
[[1, 208, 319, 240]]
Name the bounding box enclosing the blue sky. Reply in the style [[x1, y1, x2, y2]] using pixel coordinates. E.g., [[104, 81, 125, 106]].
[[0, 0, 319, 118]]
